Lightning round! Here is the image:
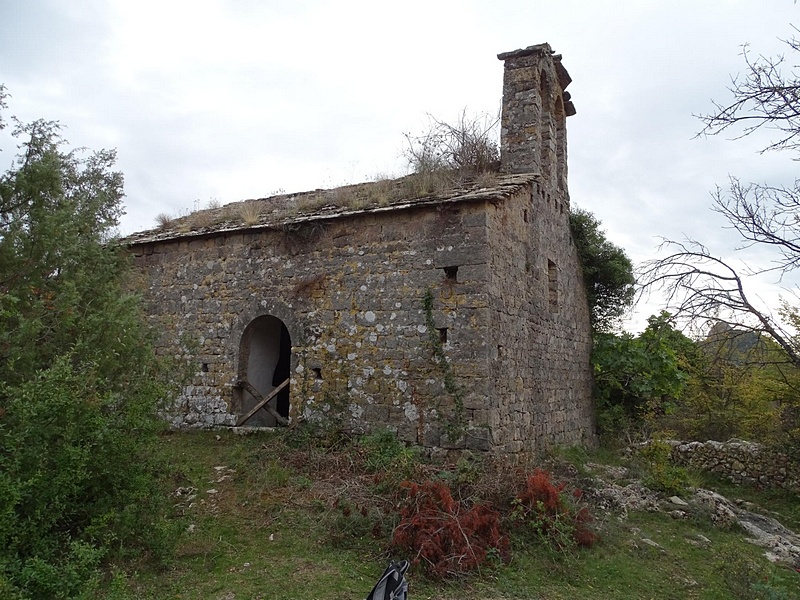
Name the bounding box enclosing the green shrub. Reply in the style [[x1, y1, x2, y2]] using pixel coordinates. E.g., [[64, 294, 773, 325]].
[[359, 428, 418, 477], [569, 207, 635, 333], [0, 351, 177, 598], [592, 313, 693, 441], [0, 97, 179, 598], [636, 439, 692, 497]]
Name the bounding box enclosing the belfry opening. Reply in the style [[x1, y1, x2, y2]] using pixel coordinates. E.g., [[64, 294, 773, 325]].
[[236, 315, 291, 427]]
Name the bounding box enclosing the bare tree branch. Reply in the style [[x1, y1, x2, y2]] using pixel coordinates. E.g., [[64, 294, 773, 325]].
[[639, 239, 800, 368], [696, 34, 800, 157], [711, 178, 800, 276]]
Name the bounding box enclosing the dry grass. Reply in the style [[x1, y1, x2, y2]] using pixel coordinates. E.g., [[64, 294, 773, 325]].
[[238, 201, 263, 226], [142, 111, 505, 239], [170, 204, 233, 232], [475, 171, 499, 189], [186, 210, 215, 230], [147, 131, 503, 238], [325, 171, 458, 214], [402, 169, 455, 198], [296, 192, 333, 213], [371, 177, 395, 207]]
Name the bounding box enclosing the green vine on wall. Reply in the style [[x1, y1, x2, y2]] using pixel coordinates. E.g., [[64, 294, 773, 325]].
[[422, 288, 466, 442]]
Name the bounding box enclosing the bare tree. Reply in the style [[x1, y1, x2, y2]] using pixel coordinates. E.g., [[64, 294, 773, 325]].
[[642, 29, 800, 366]]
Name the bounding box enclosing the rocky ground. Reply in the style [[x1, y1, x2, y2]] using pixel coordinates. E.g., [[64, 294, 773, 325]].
[[583, 462, 800, 571]]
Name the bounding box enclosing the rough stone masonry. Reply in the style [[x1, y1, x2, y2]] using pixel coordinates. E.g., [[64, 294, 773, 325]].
[[126, 43, 594, 453]]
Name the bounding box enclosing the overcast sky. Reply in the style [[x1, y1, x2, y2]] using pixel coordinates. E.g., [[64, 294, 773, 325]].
[[2, 0, 798, 331]]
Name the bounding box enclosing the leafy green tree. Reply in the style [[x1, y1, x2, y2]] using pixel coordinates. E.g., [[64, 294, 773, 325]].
[[568, 207, 635, 332], [0, 89, 177, 598], [670, 325, 797, 443], [592, 313, 694, 439]]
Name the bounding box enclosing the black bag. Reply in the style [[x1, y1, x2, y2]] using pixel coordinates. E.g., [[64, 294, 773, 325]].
[[365, 560, 409, 600]]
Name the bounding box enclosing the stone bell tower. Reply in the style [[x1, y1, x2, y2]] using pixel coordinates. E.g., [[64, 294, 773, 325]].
[[498, 43, 576, 199]]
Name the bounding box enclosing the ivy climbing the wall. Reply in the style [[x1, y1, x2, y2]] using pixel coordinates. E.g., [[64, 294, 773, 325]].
[[422, 288, 466, 442]]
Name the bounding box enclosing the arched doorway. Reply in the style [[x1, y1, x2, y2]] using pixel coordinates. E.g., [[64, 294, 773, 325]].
[[236, 315, 291, 427]]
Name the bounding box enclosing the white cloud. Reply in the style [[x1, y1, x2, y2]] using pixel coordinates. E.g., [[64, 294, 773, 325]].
[[2, 0, 799, 330]]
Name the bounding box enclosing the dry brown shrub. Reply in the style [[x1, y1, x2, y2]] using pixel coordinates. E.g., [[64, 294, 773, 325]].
[[155, 212, 173, 229], [392, 479, 510, 578], [405, 110, 500, 179]]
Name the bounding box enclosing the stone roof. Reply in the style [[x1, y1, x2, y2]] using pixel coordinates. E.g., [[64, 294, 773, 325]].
[[124, 172, 537, 246]]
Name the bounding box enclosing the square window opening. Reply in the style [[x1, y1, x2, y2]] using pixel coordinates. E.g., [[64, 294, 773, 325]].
[[443, 266, 458, 282]]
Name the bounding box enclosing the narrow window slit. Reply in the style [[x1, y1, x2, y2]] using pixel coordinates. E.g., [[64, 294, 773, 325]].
[[438, 327, 448, 344], [548, 259, 558, 308]]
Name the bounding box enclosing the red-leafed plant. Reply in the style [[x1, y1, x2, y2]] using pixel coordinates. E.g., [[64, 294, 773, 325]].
[[511, 469, 596, 552], [392, 480, 509, 578]]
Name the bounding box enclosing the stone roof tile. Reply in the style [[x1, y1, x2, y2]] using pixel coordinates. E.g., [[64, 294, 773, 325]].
[[124, 172, 537, 246]]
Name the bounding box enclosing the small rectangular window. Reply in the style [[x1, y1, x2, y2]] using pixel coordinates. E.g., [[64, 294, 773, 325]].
[[438, 327, 448, 344], [443, 266, 458, 282]]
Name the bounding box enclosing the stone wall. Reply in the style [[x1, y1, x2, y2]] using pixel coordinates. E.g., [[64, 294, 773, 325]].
[[131, 178, 594, 452], [486, 180, 594, 453], [490, 44, 593, 452], [669, 440, 800, 493], [134, 198, 495, 448]]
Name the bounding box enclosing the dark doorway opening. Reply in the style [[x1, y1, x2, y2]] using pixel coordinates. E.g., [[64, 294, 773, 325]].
[[237, 315, 291, 426]]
